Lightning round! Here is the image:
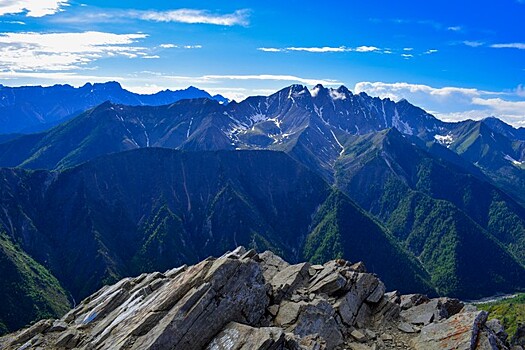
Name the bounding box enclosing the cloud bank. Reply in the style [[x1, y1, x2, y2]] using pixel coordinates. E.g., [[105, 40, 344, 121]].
[[355, 81, 525, 127], [0, 31, 148, 71], [136, 9, 249, 26], [53, 8, 250, 27], [258, 46, 381, 53], [0, 0, 68, 17]]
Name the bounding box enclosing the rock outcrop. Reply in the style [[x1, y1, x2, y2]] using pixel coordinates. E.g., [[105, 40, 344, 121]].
[[0, 247, 512, 349]]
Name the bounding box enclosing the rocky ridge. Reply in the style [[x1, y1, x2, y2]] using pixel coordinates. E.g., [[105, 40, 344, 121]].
[[0, 247, 516, 350]]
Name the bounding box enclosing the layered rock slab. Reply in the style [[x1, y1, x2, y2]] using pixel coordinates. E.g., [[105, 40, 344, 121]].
[[0, 247, 514, 350]]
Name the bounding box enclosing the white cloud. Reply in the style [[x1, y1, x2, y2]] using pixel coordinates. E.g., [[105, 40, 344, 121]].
[[425, 49, 438, 54], [258, 46, 381, 53], [491, 43, 525, 50], [52, 8, 250, 27], [403, 47, 413, 51], [287, 46, 349, 53], [0, 70, 121, 82], [472, 97, 525, 113], [355, 46, 380, 52], [200, 87, 277, 101], [463, 41, 484, 47], [516, 84, 525, 97], [354, 81, 525, 127], [464, 41, 525, 50], [0, 0, 68, 17], [257, 47, 283, 52], [447, 26, 462, 31], [0, 31, 148, 71], [117, 72, 342, 88], [435, 101, 525, 127], [355, 81, 492, 100], [329, 89, 347, 100], [114, 72, 342, 95], [159, 44, 202, 49], [133, 9, 249, 26], [2, 20, 25, 24], [401, 54, 413, 59], [197, 74, 341, 86]]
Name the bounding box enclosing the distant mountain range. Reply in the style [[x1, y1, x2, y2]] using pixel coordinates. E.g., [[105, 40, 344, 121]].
[[0, 83, 524, 334], [0, 82, 228, 134]]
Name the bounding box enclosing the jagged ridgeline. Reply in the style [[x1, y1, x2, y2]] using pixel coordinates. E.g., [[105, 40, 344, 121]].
[[0, 84, 524, 335]]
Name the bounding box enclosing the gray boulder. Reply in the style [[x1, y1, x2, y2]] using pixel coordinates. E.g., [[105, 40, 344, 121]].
[[411, 310, 488, 350], [206, 322, 285, 350], [271, 263, 311, 302], [401, 297, 464, 326]]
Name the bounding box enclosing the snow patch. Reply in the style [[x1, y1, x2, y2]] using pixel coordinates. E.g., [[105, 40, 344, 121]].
[[330, 130, 345, 156], [392, 108, 413, 135], [314, 105, 330, 125], [268, 117, 282, 130], [186, 118, 194, 138], [381, 101, 388, 127], [311, 86, 320, 97], [250, 113, 267, 124], [504, 154, 524, 166], [292, 89, 307, 98], [329, 89, 347, 100], [434, 134, 454, 147]]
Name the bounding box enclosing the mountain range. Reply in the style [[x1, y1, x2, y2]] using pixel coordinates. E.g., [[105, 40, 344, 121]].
[[0, 83, 524, 334], [0, 82, 228, 134]]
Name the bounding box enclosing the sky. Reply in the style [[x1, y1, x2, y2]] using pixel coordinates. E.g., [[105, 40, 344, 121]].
[[0, 1, 524, 126]]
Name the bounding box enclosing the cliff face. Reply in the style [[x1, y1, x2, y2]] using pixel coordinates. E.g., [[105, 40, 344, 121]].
[[0, 247, 512, 350]]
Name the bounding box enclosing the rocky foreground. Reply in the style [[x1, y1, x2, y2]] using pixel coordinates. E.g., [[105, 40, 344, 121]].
[[0, 247, 519, 350]]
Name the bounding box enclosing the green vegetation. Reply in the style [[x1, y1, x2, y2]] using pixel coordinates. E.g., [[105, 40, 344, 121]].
[[477, 294, 525, 338], [487, 199, 525, 263], [131, 205, 193, 274], [303, 192, 344, 264], [386, 192, 525, 298], [335, 128, 525, 299], [0, 232, 70, 335], [387, 194, 461, 295], [304, 191, 436, 296]]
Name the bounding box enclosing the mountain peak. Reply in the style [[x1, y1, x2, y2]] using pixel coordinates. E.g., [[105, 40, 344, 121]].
[[282, 84, 311, 100], [328, 86, 349, 100], [311, 84, 328, 98], [185, 85, 201, 92], [99, 81, 122, 89], [357, 91, 370, 98], [91, 100, 115, 111], [481, 116, 512, 128], [289, 84, 307, 92], [336, 85, 352, 95]]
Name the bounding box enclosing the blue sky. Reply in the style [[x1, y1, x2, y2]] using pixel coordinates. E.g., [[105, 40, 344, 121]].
[[0, 1, 524, 125]]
